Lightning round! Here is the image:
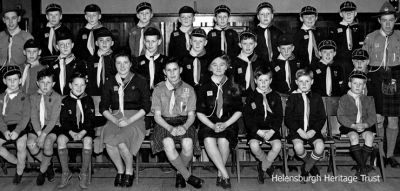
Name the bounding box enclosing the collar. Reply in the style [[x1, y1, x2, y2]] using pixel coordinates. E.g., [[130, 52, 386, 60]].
[[257, 23, 271, 29], [58, 54, 75, 64], [145, 50, 160, 60], [380, 29, 394, 37], [46, 22, 62, 29], [37, 89, 54, 96], [5, 89, 20, 99], [301, 24, 315, 31], [256, 87, 272, 95], [214, 25, 229, 31], [278, 54, 294, 61], [293, 89, 311, 95], [137, 21, 149, 28], [85, 22, 103, 30], [320, 59, 333, 65], [189, 49, 206, 57], [212, 75, 228, 86], [347, 89, 361, 99], [27, 60, 40, 67], [97, 49, 113, 57], [70, 91, 87, 100], [6, 27, 21, 37], [340, 20, 357, 26], [165, 79, 183, 91], [179, 26, 193, 34], [238, 51, 257, 63], [116, 72, 134, 86]]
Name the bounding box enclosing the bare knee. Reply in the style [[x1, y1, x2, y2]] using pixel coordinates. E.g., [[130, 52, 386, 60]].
[[388, 117, 399, 129], [292, 140, 304, 154], [181, 138, 193, 154], [362, 132, 375, 146], [57, 135, 69, 149], [249, 140, 261, 152], [83, 137, 93, 150], [162, 138, 176, 153], [348, 132, 359, 145], [313, 139, 325, 154], [270, 140, 282, 152]]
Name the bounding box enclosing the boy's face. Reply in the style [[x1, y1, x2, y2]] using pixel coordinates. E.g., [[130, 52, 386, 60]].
[[319, 49, 336, 63], [85, 11, 101, 26], [379, 14, 397, 35], [300, 14, 317, 28], [179, 13, 194, 27], [340, 10, 357, 23], [255, 74, 272, 92], [215, 12, 229, 28], [3, 11, 20, 31], [37, 76, 55, 94], [69, 77, 86, 96], [257, 8, 274, 26], [164, 62, 182, 84], [137, 9, 153, 24], [144, 35, 161, 54], [209, 57, 228, 76], [278, 44, 295, 60], [96, 36, 114, 51], [295, 75, 313, 92], [3, 74, 21, 91], [23, 48, 41, 63], [239, 38, 257, 55], [348, 78, 366, 95], [115, 56, 132, 76], [56, 39, 74, 56], [352, 59, 369, 72], [46, 11, 62, 26], [190, 36, 207, 52]]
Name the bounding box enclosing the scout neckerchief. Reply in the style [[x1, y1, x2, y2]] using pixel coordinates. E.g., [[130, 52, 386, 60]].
[[85, 22, 103, 56], [340, 21, 356, 51], [212, 75, 228, 118], [37, 89, 48, 128], [2, 89, 19, 115], [115, 72, 134, 117], [258, 23, 273, 62], [137, 22, 148, 56], [180, 26, 193, 51], [57, 54, 75, 95], [380, 29, 393, 70], [145, 50, 160, 89], [301, 24, 319, 64], [165, 79, 183, 115], [21, 60, 40, 93], [96, 49, 113, 87], [278, 54, 293, 91], [347, 90, 363, 123], [320, 59, 333, 96], [256, 87, 273, 120], [238, 51, 257, 90], [214, 25, 228, 53], [46, 22, 61, 55], [2, 27, 22, 67], [70, 91, 86, 127], [189, 49, 206, 85], [293, 89, 310, 131]]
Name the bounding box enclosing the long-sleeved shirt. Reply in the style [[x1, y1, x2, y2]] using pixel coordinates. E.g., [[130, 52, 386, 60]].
[[206, 28, 239, 60], [30, 90, 62, 134], [0, 91, 30, 134], [271, 56, 305, 95], [37, 24, 71, 57], [128, 22, 163, 57], [134, 54, 167, 91], [180, 52, 211, 88], [73, 26, 108, 60], [86, 53, 117, 96], [311, 61, 344, 96], [21, 63, 46, 95], [337, 94, 376, 128], [253, 25, 283, 62], [168, 29, 190, 59], [60, 94, 94, 134], [363, 30, 400, 67], [0, 30, 33, 67], [293, 27, 325, 65]]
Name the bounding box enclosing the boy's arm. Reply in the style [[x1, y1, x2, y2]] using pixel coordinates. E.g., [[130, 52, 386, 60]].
[[337, 96, 354, 128], [15, 95, 31, 134], [284, 95, 300, 131], [42, 94, 62, 134], [243, 96, 258, 136], [271, 94, 283, 134], [59, 99, 70, 135], [364, 97, 377, 127], [30, 95, 42, 133], [309, 95, 326, 133], [82, 96, 95, 133]]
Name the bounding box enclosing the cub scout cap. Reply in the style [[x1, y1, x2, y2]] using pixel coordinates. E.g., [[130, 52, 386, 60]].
[[46, 3, 62, 13], [352, 48, 369, 60], [84, 4, 101, 13], [23, 39, 41, 49], [56, 28, 73, 42], [1, 65, 21, 78], [277, 34, 294, 46], [300, 6, 317, 16], [340, 1, 357, 12], [214, 5, 231, 15], [191, 28, 207, 38], [349, 70, 367, 81], [318, 40, 337, 51], [179, 6, 196, 14], [94, 27, 113, 40], [136, 2, 152, 13], [257, 2, 274, 13]]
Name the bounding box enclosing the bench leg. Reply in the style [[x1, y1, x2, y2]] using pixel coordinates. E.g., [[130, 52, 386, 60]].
[[231, 148, 236, 174], [283, 142, 289, 176], [236, 148, 240, 183], [88, 158, 92, 184], [330, 145, 337, 176], [378, 141, 386, 182], [136, 153, 140, 184]]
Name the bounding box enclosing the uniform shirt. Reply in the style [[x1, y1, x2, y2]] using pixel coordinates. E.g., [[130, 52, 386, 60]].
[[196, 77, 242, 122], [363, 30, 400, 67], [180, 52, 210, 88], [0, 29, 33, 67], [206, 28, 240, 60], [151, 80, 196, 117], [311, 61, 344, 96], [134, 54, 167, 91], [253, 25, 283, 62], [168, 29, 190, 59], [243, 90, 283, 137], [86, 53, 116, 96], [21, 63, 46, 95], [337, 93, 376, 128], [47, 56, 87, 96], [284, 91, 326, 133], [271, 55, 305, 94], [99, 73, 151, 114], [0, 91, 30, 134], [231, 53, 268, 96], [73, 26, 108, 60], [60, 93, 94, 134], [30, 90, 62, 134], [37, 24, 71, 57], [293, 27, 325, 65], [128, 22, 163, 58]]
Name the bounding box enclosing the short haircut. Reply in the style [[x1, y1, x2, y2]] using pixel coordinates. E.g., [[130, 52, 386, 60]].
[[295, 68, 313, 80], [114, 49, 132, 63], [239, 31, 257, 42], [210, 53, 231, 68], [254, 65, 273, 79], [144, 27, 161, 39], [163, 57, 180, 69], [37, 68, 55, 81], [69, 72, 87, 83]]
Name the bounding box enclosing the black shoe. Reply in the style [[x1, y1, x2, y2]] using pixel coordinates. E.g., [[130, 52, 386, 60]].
[[221, 177, 231, 189], [216, 176, 222, 187], [114, 173, 124, 187], [187, 175, 204, 189], [36, 171, 46, 185], [300, 164, 309, 184], [309, 166, 320, 176], [175, 173, 186, 188], [46, 162, 55, 182], [355, 169, 363, 182], [124, 174, 134, 187], [387, 157, 400, 168], [257, 162, 264, 184], [13, 173, 22, 185], [266, 166, 275, 178]]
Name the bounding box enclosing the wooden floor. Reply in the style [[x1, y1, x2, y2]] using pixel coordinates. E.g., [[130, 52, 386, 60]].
[[1, 162, 400, 191]]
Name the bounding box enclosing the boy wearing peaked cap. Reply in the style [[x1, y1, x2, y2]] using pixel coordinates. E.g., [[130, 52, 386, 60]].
[[129, 2, 163, 58], [342, 48, 371, 94], [253, 2, 283, 63], [21, 39, 47, 95], [169, 6, 196, 60]]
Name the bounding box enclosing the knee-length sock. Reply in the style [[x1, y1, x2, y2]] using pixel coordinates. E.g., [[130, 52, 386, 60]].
[[170, 156, 190, 180]]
